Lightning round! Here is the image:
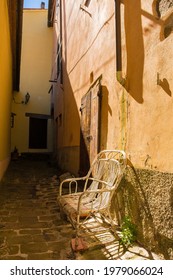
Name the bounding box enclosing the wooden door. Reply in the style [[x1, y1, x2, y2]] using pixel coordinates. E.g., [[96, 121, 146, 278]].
[[29, 117, 47, 149], [79, 78, 101, 175]]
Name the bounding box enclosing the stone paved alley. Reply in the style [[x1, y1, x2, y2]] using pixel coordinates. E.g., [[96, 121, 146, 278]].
[[0, 156, 161, 260]]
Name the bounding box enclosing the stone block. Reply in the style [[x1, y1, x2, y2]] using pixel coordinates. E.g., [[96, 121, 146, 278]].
[[21, 242, 48, 254]]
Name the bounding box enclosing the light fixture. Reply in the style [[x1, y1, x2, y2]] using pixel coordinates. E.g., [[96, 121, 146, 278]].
[[13, 92, 30, 105], [24, 92, 30, 104]]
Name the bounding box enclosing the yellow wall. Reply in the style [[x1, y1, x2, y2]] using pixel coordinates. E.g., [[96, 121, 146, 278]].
[[0, 0, 13, 180], [11, 9, 53, 153]]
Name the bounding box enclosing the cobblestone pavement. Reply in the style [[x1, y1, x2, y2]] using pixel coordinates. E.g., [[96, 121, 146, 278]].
[[0, 157, 161, 260]]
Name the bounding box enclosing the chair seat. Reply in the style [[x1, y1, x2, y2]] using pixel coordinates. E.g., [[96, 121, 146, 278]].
[[58, 193, 100, 219]]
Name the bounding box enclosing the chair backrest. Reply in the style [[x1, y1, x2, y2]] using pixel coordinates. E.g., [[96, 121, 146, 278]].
[[86, 150, 126, 186], [83, 150, 126, 210]]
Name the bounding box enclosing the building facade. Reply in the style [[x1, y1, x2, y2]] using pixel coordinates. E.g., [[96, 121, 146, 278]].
[[49, 0, 173, 258], [0, 0, 23, 180], [11, 8, 53, 155]]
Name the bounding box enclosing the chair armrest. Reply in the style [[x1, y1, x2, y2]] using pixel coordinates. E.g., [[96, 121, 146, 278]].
[[59, 176, 87, 195]]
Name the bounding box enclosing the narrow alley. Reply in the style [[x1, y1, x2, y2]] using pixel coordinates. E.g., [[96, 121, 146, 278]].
[[0, 155, 76, 260], [0, 156, 161, 260], [1, 0, 172, 261]]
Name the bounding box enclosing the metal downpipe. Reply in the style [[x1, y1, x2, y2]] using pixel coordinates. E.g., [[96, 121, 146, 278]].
[[114, 0, 126, 86]]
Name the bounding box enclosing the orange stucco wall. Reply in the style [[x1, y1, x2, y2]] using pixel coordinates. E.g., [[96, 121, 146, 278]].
[[52, 0, 118, 173], [52, 0, 173, 175], [51, 0, 173, 258], [0, 0, 13, 180], [123, 0, 173, 173]]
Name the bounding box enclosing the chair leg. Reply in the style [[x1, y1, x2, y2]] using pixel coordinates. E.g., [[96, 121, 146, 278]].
[[71, 217, 88, 252], [71, 236, 88, 252]]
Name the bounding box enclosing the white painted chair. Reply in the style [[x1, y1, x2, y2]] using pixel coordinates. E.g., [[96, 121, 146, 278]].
[[57, 150, 126, 250]]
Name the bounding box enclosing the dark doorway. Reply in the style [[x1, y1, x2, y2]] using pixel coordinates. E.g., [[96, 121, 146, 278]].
[[29, 117, 47, 149]]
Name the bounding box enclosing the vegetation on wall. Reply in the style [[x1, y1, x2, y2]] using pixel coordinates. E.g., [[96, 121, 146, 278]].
[[120, 216, 137, 247]]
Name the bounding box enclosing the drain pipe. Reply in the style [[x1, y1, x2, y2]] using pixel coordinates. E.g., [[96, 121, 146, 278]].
[[114, 0, 126, 86]]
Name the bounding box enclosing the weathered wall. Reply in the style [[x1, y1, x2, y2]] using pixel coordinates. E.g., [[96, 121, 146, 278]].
[[112, 167, 173, 259], [0, 0, 13, 180], [11, 9, 53, 154], [52, 0, 173, 257], [117, 0, 173, 259], [124, 0, 173, 173]]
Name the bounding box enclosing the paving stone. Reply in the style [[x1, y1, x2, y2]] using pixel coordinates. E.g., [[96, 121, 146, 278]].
[[6, 235, 32, 245], [38, 215, 58, 221], [31, 234, 48, 243], [0, 230, 18, 237], [21, 242, 48, 254], [46, 241, 70, 251], [42, 233, 58, 242], [27, 253, 53, 260], [2, 222, 21, 230], [1, 256, 26, 260], [16, 210, 48, 217], [12, 209, 39, 216], [18, 216, 38, 223], [1, 216, 18, 223], [19, 229, 42, 235], [8, 245, 20, 255], [18, 221, 53, 229], [49, 209, 60, 214], [0, 211, 10, 216]]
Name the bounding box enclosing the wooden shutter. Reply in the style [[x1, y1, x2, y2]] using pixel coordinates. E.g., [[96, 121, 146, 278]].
[[79, 78, 101, 175]]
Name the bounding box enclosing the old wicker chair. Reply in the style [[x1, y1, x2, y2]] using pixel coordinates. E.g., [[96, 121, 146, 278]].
[[57, 150, 126, 250]]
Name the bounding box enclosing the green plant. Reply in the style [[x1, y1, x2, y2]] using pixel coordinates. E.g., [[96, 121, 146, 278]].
[[120, 216, 137, 247]]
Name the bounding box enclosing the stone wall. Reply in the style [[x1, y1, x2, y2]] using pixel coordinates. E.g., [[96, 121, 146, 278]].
[[114, 166, 173, 259]]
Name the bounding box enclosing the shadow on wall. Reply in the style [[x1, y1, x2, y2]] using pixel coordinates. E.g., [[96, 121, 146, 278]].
[[100, 86, 110, 150], [124, 0, 144, 103], [55, 63, 81, 174], [158, 77, 172, 96], [79, 129, 90, 177], [56, 78, 111, 177], [113, 160, 173, 259]]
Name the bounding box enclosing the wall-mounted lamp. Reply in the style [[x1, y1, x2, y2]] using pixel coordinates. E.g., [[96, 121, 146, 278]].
[[13, 92, 30, 105], [24, 92, 30, 104]]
